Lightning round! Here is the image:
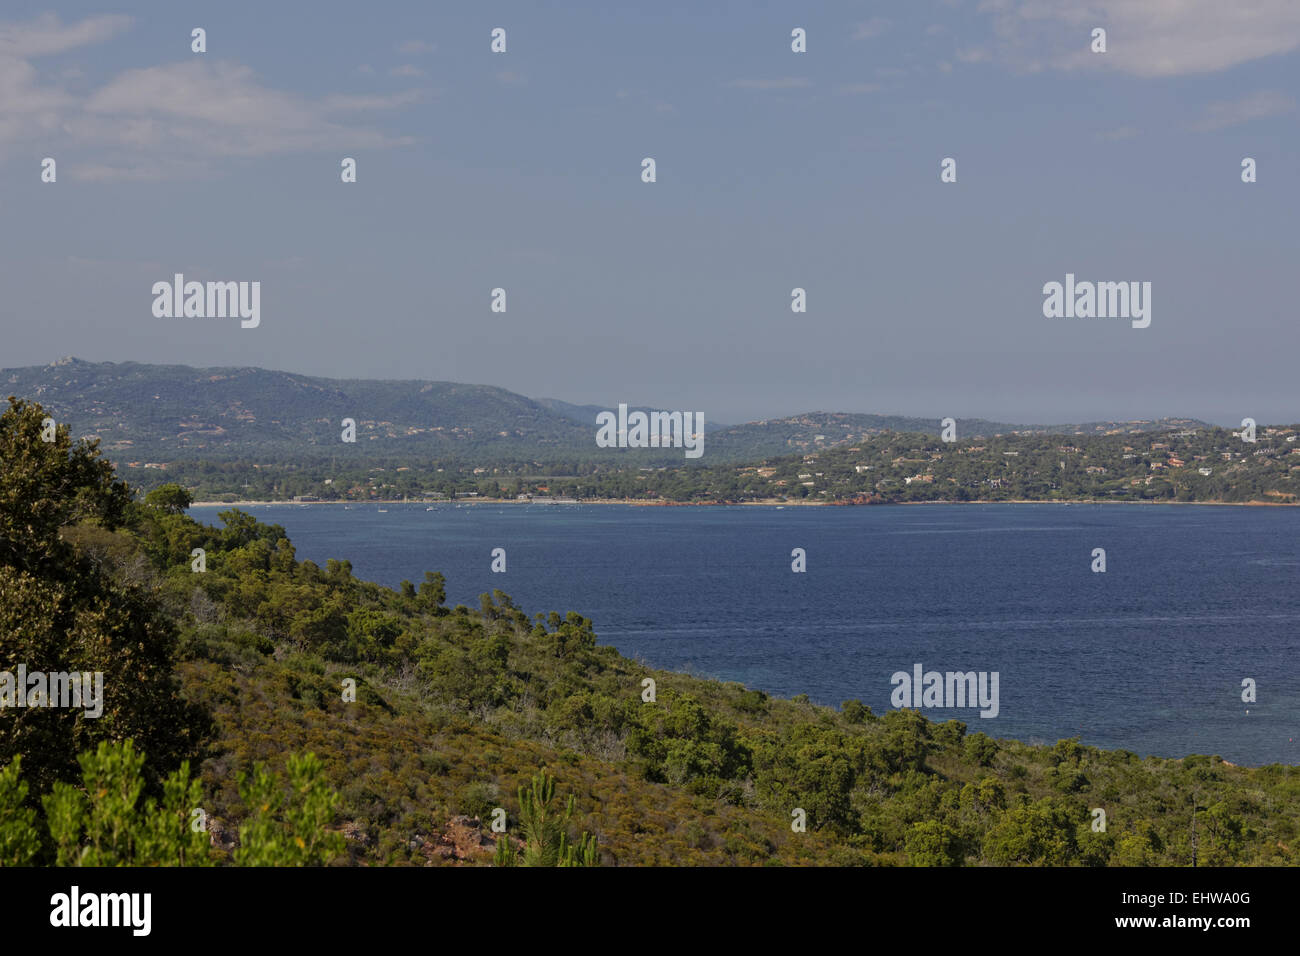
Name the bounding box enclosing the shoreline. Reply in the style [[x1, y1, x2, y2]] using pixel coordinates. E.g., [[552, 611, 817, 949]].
[[188, 497, 1298, 508]]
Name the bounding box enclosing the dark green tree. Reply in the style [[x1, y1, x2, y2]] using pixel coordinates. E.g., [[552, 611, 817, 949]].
[[0, 398, 210, 794]]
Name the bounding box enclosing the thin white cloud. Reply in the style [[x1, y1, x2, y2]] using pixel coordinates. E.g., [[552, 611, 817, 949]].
[[79, 60, 417, 156], [727, 77, 812, 90], [68, 159, 216, 182], [323, 89, 429, 112], [389, 64, 425, 77], [47, 63, 414, 180], [973, 0, 1300, 77], [0, 12, 129, 58], [0, 54, 73, 114], [495, 70, 527, 87], [852, 18, 890, 40], [0, 14, 427, 178], [1192, 90, 1294, 131]]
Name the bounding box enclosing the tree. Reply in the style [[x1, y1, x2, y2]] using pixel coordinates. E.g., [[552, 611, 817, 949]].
[[1, 504, 208, 796], [417, 571, 446, 612], [905, 819, 963, 866], [143, 483, 193, 515], [0, 561, 211, 792], [984, 799, 1084, 865], [874, 708, 932, 775], [0, 396, 130, 575], [840, 699, 870, 724], [494, 772, 599, 867], [233, 752, 346, 866], [41, 740, 211, 866], [1197, 800, 1248, 865], [3, 741, 345, 866], [0, 756, 40, 866], [963, 732, 999, 767], [0, 400, 210, 794]]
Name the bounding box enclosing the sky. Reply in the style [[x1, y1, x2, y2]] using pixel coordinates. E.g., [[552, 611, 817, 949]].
[[0, 1, 1297, 426]]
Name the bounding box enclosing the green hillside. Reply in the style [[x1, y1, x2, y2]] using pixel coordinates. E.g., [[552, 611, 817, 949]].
[[5, 357, 594, 461], [5, 359, 1209, 471], [3, 395, 1298, 867]]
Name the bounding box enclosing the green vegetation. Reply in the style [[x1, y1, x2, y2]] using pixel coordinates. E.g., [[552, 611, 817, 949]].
[[0, 397, 209, 794], [1, 740, 343, 866], [16, 358, 1283, 506], [142, 425, 1299, 505], [494, 773, 600, 867], [3, 395, 1299, 866]]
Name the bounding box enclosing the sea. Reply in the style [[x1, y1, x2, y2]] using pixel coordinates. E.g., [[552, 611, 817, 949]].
[[189, 501, 1300, 766]]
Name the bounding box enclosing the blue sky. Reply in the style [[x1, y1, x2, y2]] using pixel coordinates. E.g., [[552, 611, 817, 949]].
[[1, 1, 1297, 425]]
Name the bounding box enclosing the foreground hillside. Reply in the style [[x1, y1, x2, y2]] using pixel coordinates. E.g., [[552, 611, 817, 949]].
[[3, 396, 1299, 866]]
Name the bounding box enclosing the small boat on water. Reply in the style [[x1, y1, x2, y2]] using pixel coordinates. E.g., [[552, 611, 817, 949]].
[[426, 506, 435, 511], [377, 508, 388, 513]]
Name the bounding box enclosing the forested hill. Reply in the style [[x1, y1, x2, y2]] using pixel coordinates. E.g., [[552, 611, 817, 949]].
[[5, 357, 593, 461], [5, 358, 1207, 466], [701, 412, 1210, 462]]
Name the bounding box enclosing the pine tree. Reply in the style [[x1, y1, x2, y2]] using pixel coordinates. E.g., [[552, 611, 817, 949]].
[[493, 772, 599, 867]]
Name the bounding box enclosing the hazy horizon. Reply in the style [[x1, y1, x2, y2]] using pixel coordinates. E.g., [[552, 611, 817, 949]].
[[4, 353, 1267, 429]]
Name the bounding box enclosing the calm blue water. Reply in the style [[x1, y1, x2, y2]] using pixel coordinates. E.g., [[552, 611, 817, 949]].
[[190, 502, 1300, 766]]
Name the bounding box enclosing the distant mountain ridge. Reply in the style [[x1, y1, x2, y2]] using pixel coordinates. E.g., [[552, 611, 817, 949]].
[[534, 397, 733, 432], [4, 358, 1211, 464]]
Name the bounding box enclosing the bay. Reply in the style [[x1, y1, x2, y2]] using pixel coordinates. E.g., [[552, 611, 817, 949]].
[[190, 502, 1300, 766]]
